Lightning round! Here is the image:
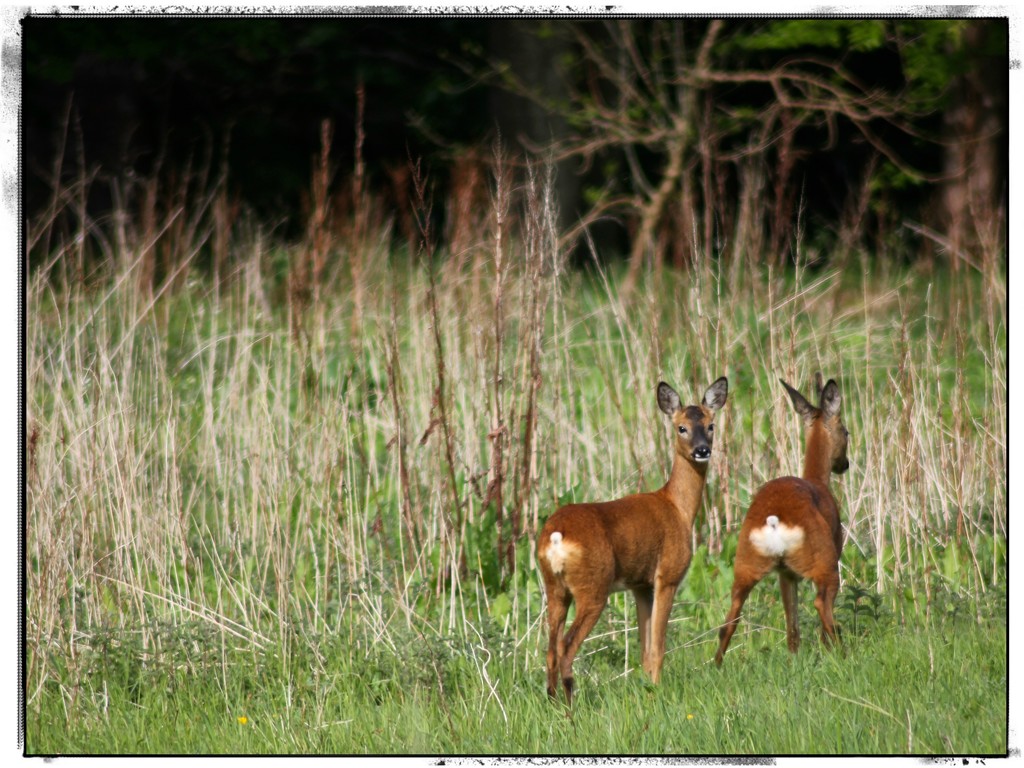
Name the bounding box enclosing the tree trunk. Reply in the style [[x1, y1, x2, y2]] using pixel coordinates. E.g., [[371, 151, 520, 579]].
[[621, 133, 686, 295], [940, 21, 1006, 269], [488, 22, 581, 234]]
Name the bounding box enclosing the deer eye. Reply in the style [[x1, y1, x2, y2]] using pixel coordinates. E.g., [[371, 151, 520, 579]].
[[677, 425, 688, 435], [708, 423, 714, 434]]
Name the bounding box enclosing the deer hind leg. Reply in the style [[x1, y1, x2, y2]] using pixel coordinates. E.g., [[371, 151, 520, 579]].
[[813, 569, 840, 648], [558, 589, 609, 706], [544, 583, 571, 700], [632, 586, 654, 672], [715, 552, 773, 666], [779, 571, 801, 653], [715, 580, 752, 666]]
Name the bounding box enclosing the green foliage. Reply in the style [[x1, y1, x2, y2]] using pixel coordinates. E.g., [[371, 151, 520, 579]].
[[466, 505, 503, 593], [836, 584, 887, 637], [677, 544, 733, 605], [846, 20, 887, 52], [733, 19, 981, 112], [897, 20, 968, 103], [870, 159, 926, 193], [736, 19, 851, 50]]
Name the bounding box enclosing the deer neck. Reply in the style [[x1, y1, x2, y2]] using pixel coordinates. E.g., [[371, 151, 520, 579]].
[[802, 423, 833, 489], [661, 449, 708, 529]]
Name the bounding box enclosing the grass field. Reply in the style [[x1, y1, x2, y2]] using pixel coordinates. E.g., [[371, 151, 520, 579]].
[[24, 164, 1006, 756], [25, 599, 1006, 754]]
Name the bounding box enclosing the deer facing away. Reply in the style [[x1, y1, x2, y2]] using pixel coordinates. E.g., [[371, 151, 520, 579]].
[[538, 377, 728, 705], [714, 374, 850, 666]]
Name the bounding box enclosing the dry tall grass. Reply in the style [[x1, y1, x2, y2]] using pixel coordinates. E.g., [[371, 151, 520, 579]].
[[24, 151, 1006, 708]]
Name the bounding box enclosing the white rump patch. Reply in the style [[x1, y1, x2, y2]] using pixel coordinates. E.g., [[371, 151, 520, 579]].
[[749, 516, 805, 558], [545, 531, 576, 574]]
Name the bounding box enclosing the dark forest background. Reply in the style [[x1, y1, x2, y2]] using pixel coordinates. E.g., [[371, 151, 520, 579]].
[[23, 15, 1007, 275]]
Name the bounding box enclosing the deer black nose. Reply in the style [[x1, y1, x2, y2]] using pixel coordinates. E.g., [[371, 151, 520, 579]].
[[692, 446, 711, 462]]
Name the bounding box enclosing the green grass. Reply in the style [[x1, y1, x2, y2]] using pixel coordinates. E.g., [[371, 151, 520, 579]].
[[25, 169, 1006, 756], [27, 580, 1005, 755]]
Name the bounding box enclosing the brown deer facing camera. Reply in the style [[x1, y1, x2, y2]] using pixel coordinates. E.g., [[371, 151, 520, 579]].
[[538, 377, 728, 705], [714, 374, 850, 666]]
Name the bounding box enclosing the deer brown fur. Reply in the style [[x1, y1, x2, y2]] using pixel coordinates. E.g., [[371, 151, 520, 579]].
[[714, 374, 850, 666], [538, 377, 728, 705]]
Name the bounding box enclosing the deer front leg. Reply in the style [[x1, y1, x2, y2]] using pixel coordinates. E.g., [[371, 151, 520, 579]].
[[645, 579, 680, 684]]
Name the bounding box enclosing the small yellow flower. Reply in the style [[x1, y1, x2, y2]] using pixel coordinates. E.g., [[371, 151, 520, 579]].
[[237, 716, 249, 725], [686, 714, 694, 720]]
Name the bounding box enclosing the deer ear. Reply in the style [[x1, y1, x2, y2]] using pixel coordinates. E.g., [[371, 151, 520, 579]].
[[820, 379, 842, 417], [702, 377, 728, 411], [657, 382, 681, 415], [780, 379, 816, 424]]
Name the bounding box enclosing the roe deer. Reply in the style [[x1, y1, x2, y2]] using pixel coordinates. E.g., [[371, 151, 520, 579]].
[[714, 374, 850, 666], [538, 377, 728, 705]]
